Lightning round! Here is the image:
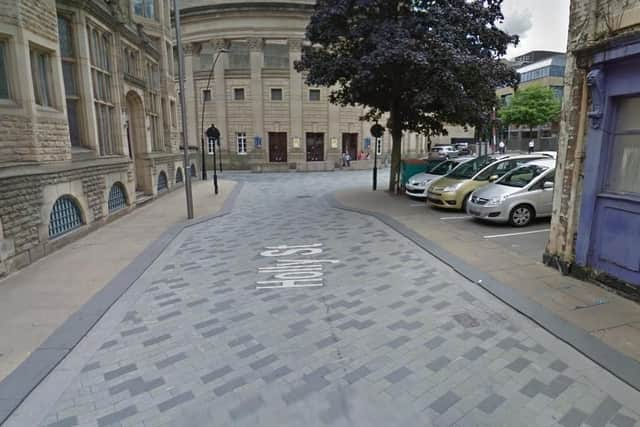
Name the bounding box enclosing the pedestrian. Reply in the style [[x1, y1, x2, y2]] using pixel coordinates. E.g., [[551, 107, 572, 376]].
[[498, 140, 505, 154], [528, 139, 535, 154], [345, 152, 352, 167], [341, 152, 347, 167]]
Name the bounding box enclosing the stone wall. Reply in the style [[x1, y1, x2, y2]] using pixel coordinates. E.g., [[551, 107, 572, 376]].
[[0, 114, 35, 163], [0, 0, 17, 26], [20, 0, 58, 43], [34, 118, 72, 162]]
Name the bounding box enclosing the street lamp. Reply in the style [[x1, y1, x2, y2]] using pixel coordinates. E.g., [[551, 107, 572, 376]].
[[200, 48, 229, 180], [174, 0, 194, 219], [206, 124, 220, 195]]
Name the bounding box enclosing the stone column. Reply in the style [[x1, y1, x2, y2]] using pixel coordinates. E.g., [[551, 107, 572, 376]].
[[183, 42, 200, 150], [248, 38, 265, 161], [288, 39, 304, 161], [213, 39, 228, 154]]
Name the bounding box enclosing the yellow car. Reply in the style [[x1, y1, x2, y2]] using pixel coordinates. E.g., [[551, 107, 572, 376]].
[[426, 154, 551, 210]]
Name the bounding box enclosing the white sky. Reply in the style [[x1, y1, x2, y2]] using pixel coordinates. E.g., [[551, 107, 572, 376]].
[[500, 0, 571, 58]]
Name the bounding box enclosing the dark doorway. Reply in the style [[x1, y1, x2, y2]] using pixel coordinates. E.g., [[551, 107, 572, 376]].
[[342, 133, 358, 160], [269, 132, 288, 162], [306, 132, 325, 161]]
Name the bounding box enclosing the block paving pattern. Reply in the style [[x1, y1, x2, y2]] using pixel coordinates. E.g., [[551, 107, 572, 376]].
[[29, 172, 640, 427]]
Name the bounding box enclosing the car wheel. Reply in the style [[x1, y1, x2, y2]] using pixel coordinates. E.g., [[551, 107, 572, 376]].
[[509, 205, 534, 227]]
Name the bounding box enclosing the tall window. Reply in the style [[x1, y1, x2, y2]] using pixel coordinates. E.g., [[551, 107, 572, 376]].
[[237, 132, 247, 154], [228, 41, 249, 69], [0, 40, 9, 100], [170, 99, 176, 127], [134, 0, 155, 19], [606, 96, 640, 195], [58, 16, 81, 147], [30, 47, 53, 107], [146, 61, 161, 151], [122, 46, 140, 77], [88, 24, 116, 155], [264, 41, 289, 68]]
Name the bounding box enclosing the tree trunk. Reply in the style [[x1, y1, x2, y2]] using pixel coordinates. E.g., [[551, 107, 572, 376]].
[[388, 102, 403, 193]]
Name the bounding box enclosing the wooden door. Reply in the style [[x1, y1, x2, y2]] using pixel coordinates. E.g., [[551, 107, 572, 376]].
[[269, 132, 288, 162], [342, 133, 358, 160], [306, 132, 324, 161]]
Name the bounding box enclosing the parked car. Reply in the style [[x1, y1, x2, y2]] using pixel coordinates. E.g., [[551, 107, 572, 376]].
[[428, 145, 459, 160], [426, 154, 551, 210], [454, 142, 472, 155], [466, 159, 556, 226], [405, 157, 475, 198]]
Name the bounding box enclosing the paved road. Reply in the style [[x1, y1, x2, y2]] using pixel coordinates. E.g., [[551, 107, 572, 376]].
[[8, 171, 640, 427]]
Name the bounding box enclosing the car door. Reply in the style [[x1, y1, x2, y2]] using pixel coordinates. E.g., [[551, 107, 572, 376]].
[[538, 169, 555, 216]]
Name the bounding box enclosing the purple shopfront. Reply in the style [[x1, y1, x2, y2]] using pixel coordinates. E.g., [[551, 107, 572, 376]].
[[575, 39, 640, 287]]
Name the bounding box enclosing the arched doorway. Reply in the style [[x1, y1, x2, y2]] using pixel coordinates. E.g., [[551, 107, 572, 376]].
[[126, 91, 147, 193]]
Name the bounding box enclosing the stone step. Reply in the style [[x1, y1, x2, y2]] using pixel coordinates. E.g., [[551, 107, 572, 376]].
[[135, 192, 153, 207]]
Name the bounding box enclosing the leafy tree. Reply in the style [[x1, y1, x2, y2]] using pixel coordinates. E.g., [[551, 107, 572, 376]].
[[295, 0, 519, 191], [498, 85, 562, 134]]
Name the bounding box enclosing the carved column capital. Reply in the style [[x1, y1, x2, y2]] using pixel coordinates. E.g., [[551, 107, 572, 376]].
[[184, 42, 202, 56], [247, 37, 264, 52], [212, 39, 230, 51], [586, 67, 605, 129], [288, 38, 304, 51]]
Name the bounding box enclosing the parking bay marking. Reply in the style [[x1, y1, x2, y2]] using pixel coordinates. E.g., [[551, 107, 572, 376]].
[[256, 243, 339, 289], [483, 229, 550, 239], [440, 216, 472, 220]]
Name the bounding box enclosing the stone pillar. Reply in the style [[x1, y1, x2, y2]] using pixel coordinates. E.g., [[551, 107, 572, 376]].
[[183, 42, 200, 149], [213, 39, 228, 154], [288, 39, 304, 161], [248, 38, 265, 161]]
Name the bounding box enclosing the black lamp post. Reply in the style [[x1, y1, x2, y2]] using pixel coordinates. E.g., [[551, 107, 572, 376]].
[[200, 48, 229, 180], [370, 122, 385, 191], [206, 124, 220, 195]]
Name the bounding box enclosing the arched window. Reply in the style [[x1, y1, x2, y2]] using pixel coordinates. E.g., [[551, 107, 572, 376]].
[[49, 196, 83, 238], [157, 171, 168, 192], [108, 183, 127, 213], [175, 167, 183, 184], [190, 163, 197, 177]]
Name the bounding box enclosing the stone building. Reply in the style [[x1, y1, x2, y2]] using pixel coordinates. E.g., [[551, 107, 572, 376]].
[[0, 0, 195, 276], [545, 0, 640, 291], [496, 51, 566, 152], [176, 0, 473, 172]]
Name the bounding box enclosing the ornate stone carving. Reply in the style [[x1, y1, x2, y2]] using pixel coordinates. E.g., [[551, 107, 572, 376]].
[[213, 39, 230, 51], [247, 38, 265, 52], [184, 42, 202, 56], [288, 39, 304, 51], [586, 67, 605, 129]]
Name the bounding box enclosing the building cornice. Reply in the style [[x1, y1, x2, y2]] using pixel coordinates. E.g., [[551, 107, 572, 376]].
[[177, 2, 315, 19]]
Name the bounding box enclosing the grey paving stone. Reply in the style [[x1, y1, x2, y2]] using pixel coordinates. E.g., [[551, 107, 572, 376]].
[[355, 306, 376, 316], [506, 357, 531, 373], [477, 393, 506, 414], [157, 310, 181, 321], [109, 376, 165, 397], [344, 366, 372, 384], [201, 366, 233, 384], [584, 396, 622, 427], [429, 282, 451, 292], [158, 298, 182, 307], [143, 334, 171, 347], [214, 377, 247, 396], [433, 301, 451, 310], [425, 336, 446, 350], [559, 408, 589, 427], [430, 391, 461, 414], [97, 405, 137, 427], [44, 416, 79, 427], [228, 334, 254, 347], [426, 356, 450, 372], [386, 336, 410, 349], [229, 395, 264, 420], [263, 366, 292, 383], [201, 326, 227, 338], [187, 298, 208, 307], [315, 335, 339, 349], [99, 340, 118, 350], [337, 319, 374, 330], [611, 413, 637, 427], [156, 353, 187, 369], [104, 363, 137, 381], [230, 312, 254, 322], [158, 391, 195, 413], [81, 362, 100, 373], [120, 326, 148, 337], [463, 346, 486, 361], [549, 359, 569, 373], [237, 344, 266, 358], [416, 295, 434, 303], [385, 367, 412, 384], [250, 354, 278, 370]]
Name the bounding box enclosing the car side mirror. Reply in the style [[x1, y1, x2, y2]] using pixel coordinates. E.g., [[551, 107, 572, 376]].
[[543, 181, 554, 190], [489, 175, 499, 182]]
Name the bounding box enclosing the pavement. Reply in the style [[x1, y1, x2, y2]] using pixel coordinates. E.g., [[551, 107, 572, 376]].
[[0, 178, 236, 382], [2, 171, 640, 427], [334, 188, 640, 365]]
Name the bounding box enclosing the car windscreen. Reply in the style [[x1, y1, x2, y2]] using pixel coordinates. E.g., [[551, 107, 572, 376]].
[[423, 159, 444, 172], [498, 164, 549, 188], [430, 160, 460, 176], [447, 156, 496, 179]]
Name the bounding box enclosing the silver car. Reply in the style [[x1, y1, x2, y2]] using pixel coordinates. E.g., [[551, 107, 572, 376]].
[[466, 159, 556, 226], [405, 157, 475, 198]]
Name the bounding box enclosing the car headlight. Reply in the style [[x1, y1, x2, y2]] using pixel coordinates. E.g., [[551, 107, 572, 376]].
[[421, 179, 432, 186], [485, 195, 508, 207], [442, 183, 463, 192]]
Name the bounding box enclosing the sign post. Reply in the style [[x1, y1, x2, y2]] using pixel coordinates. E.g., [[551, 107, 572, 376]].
[[370, 123, 385, 191], [206, 124, 220, 195]]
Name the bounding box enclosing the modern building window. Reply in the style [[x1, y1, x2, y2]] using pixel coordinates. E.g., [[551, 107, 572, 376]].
[[237, 132, 247, 154], [271, 88, 283, 101], [58, 15, 82, 147], [0, 39, 10, 100], [233, 87, 245, 100], [146, 61, 161, 151], [606, 96, 640, 196], [88, 24, 116, 155], [228, 41, 249, 69], [30, 47, 53, 107], [202, 89, 211, 102], [133, 0, 155, 19], [264, 41, 289, 68], [309, 89, 321, 102]]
